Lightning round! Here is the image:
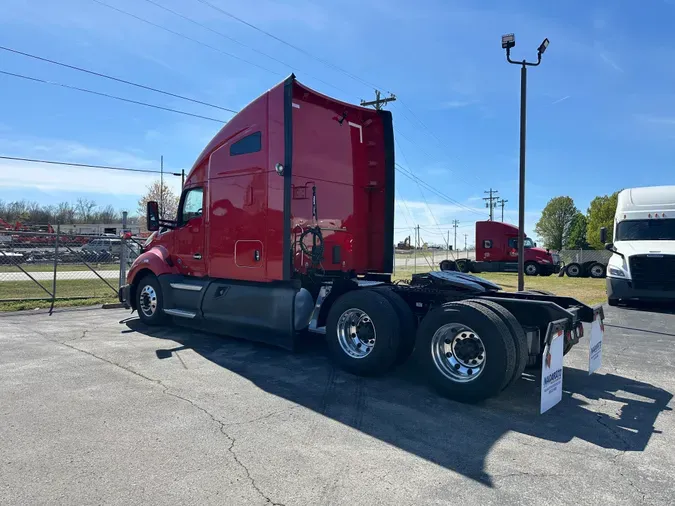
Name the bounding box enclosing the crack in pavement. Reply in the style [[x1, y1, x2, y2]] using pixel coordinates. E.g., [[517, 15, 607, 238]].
[[6, 320, 286, 506]]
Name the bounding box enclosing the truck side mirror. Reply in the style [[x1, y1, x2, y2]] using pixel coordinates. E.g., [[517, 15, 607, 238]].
[[600, 227, 607, 244], [604, 242, 614, 252], [147, 201, 160, 232]]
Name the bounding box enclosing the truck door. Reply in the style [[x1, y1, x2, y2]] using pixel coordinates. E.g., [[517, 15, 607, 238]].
[[174, 186, 206, 277]]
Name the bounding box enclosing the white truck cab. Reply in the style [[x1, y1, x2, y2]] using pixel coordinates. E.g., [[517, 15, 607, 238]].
[[604, 185, 675, 305]]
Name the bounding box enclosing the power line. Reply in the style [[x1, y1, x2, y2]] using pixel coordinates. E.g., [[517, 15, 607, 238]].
[[194, 0, 384, 92], [0, 45, 238, 114], [395, 163, 486, 218], [139, 0, 351, 97], [90, 0, 282, 77], [396, 98, 484, 186], [0, 69, 227, 123], [0, 155, 183, 176]]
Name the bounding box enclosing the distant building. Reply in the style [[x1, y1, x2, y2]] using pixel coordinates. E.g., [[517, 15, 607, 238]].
[[59, 223, 142, 236]]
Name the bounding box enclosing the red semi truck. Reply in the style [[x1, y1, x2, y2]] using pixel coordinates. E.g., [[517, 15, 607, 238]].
[[120, 75, 601, 402], [440, 221, 562, 276]]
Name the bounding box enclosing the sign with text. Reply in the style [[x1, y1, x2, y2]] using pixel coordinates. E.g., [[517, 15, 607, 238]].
[[589, 314, 604, 375], [540, 330, 564, 414]]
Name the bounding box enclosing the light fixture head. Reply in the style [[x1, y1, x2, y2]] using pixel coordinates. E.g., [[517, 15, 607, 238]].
[[502, 33, 516, 49]]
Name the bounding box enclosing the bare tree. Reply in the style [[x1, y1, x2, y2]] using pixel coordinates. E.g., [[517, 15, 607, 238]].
[[137, 180, 179, 229], [75, 198, 97, 222]]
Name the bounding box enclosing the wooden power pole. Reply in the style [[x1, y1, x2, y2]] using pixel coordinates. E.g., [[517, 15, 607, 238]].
[[360, 90, 397, 110], [483, 188, 499, 221]]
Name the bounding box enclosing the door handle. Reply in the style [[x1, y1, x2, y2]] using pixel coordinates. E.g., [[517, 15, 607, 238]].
[[193, 253, 202, 260]]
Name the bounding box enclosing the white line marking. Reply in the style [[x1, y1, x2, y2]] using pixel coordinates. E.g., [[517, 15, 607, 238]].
[[348, 122, 363, 143]]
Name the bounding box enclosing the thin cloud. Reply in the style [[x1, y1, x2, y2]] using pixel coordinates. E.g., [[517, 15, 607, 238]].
[[599, 52, 624, 73], [551, 95, 570, 105], [440, 100, 477, 109]]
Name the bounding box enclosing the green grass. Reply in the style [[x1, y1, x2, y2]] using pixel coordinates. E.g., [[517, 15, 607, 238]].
[[393, 269, 607, 306], [0, 278, 118, 312]]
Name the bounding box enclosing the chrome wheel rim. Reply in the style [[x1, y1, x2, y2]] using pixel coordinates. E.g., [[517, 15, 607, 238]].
[[336, 308, 376, 359], [139, 285, 157, 317], [526, 264, 537, 275], [591, 265, 603, 277], [431, 324, 486, 383]]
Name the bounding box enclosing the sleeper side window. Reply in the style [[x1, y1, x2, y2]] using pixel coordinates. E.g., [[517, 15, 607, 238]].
[[230, 132, 261, 156], [483, 239, 492, 248]]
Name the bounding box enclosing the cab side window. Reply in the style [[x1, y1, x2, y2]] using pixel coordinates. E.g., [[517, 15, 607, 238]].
[[180, 188, 204, 224], [508, 238, 517, 249]]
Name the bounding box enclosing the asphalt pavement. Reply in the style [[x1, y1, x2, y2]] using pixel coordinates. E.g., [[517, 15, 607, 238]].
[[1, 304, 674, 505]]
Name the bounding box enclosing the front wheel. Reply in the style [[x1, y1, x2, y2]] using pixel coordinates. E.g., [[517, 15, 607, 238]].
[[524, 262, 539, 276], [136, 275, 168, 325], [608, 298, 619, 307]]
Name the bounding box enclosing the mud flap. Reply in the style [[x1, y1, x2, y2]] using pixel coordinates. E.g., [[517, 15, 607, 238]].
[[540, 318, 566, 414], [589, 305, 605, 375]]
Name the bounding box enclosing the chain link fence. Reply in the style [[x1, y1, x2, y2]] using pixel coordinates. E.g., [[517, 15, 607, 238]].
[[0, 223, 143, 311], [393, 248, 612, 276]]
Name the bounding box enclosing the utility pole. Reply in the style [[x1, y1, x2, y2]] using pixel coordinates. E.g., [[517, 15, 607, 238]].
[[502, 33, 549, 292], [464, 233, 468, 257], [497, 198, 509, 222], [160, 155, 164, 218], [414, 224, 420, 273], [360, 90, 397, 110], [446, 230, 450, 260], [452, 219, 459, 251], [483, 189, 499, 221]]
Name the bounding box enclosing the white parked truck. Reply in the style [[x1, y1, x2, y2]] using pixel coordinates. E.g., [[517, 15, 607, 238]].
[[602, 185, 675, 305]]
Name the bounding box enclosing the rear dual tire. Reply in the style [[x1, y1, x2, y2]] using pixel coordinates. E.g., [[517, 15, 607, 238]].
[[413, 300, 521, 403]]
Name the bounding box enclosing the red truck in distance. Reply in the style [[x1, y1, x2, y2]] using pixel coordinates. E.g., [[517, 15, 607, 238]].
[[441, 221, 562, 276], [120, 75, 601, 403]]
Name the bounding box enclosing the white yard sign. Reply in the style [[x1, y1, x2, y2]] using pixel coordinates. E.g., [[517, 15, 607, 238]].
[[589, 314, 604, 375], [540, 330, 564, 414]]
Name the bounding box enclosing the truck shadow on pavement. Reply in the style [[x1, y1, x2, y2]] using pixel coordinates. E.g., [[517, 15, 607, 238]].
[[125, 320, 672, 487]]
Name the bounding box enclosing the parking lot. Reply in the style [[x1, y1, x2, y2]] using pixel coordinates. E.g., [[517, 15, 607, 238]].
[[1, 305, 675, 505]]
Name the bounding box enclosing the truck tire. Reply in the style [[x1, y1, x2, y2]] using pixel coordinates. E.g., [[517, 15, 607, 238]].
[[466, 299, 528, 390], [135, 274, 168, 326], [524, 261, 539, 276], [588, 262, 606, 279], [608, 298, 619, 307], [372, 286, 417, 365], [325, 289, 401, 376], [413, 301, 516, 403], [455, 259, 471, 273], [439, 259, 456, 271], [566, 263, 582, 277]]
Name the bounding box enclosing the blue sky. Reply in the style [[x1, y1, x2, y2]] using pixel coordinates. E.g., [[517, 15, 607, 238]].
[[1, 0, 674, 247]]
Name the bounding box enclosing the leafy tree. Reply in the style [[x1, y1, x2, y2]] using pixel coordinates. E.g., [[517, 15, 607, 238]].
[[564, 212, 589, 249], [137, 180, 179, 229], [534, 196, 578, 250], [586, 191, 619, 249]]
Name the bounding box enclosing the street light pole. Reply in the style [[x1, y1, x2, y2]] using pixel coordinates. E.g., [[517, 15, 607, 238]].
[[502, 34, 549, 292]]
